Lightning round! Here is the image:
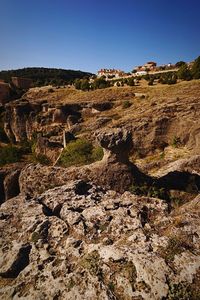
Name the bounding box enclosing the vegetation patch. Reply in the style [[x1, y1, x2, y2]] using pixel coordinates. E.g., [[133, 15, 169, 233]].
[[167, 281, 200, 300], [129, 183, 169, 200], [80, 251, 102, 276], [32, 153, 51, 165], [122, 100, 132, 109], [31, 232, 41, 243], [103, 259, 137, 297], [159, 234, 194, 263], [67, 278, 76, 291], [0, 145, 23, 166], [58, 138, 103, 167], [172, 136, 182, 148]]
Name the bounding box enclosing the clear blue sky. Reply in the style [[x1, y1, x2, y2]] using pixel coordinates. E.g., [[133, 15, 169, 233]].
[[1, 0, 200, 73]]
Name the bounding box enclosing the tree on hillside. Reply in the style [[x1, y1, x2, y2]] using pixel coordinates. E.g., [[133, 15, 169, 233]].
[[74, 79, 81, 90], [175, 61, 186, 68], [191, 56, 200, 79], [177, 64, 192, 81], [127, 77, 135, 86], [92, 77, 110, 89], [80, 79, 90, 91]]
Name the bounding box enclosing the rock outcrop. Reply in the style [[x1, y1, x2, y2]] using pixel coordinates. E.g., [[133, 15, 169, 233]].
[[0, 163, 24, 204], [19, 128, 200, 197], [3, 100, 82, 144], [19, 129, 151, 196], [0, 180, 200, 299], [0, 82, 10, 105]]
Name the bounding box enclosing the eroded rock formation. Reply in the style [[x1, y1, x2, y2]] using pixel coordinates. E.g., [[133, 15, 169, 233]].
[[3, 99, 82, 144], [19, 128, 151, 196], [0, 164, 24, 204]]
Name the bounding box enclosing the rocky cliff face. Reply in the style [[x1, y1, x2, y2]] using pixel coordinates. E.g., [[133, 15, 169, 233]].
[[0, 82, 10, 105], [2, 81, 200, 161], [0, 180, 200, 299], [3, 99, 82, 144]]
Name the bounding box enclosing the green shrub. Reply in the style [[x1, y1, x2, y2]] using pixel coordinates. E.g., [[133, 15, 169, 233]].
[[19, 139, 33, 154], [91, 146, 104, 162], [148, 79, 154, 86], [59, 139, 103, 167], [122, 100, 132, 109], [191, 56, 200, 79], [0, 145, 23, 166], [32, 153, 50, 165], [172, 136, 181, 148], [127, 77, 135, 86], [177, 64, 192, 80], [129, 183, 169, 200]]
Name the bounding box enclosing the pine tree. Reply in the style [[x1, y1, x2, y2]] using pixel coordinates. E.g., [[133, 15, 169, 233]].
[[177, 64, 192, 80], [191, 56, 200, 79]]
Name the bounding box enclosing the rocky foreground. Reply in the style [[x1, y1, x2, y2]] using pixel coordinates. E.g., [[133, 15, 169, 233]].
[[0, 179, 200, 300], [0, 130, 199, 299]]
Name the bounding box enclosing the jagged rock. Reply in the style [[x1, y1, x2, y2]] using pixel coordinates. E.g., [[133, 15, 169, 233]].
[[0, 164, 24, 204], [3, 169, 21, 201], [155, 155, 200, 192], [0, 180, 200, 299], [67, 115, 81, 128], [155, 155, 200, 177], [35, 136, 63, 162], [3, 100, 82, 144], [97, 128, 133, 163], [0, 82, 10, 105], [4, 101, 32, 142]]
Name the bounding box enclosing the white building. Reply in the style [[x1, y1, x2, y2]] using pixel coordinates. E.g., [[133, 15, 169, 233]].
[[135, 71, 147, 76], [97, 69, 125, 79]]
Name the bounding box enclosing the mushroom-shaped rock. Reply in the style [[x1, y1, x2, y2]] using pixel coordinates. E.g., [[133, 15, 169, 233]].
[[97, 128, 133, 163]]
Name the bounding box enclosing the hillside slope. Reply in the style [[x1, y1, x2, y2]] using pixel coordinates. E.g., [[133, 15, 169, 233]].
[[0, 67, 93, 86]]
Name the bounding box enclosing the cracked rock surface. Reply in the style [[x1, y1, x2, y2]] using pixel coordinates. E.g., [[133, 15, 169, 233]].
[[0, 180, 200, 299]]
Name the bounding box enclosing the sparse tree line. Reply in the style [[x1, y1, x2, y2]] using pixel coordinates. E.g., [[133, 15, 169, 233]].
[[74, 76, 136, 91], [145, 56, 200, 85], [74, 56, 200, 91]]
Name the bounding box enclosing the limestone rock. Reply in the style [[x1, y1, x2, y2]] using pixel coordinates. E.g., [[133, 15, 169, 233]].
[[0, 180, 199, 299], [0, 163, 24, 204], [97, 127, 133, 163], [19, 129, 151, 195]]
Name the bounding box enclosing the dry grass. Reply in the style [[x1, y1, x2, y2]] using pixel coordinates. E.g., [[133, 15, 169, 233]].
[[25, 80, 200, 106]]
